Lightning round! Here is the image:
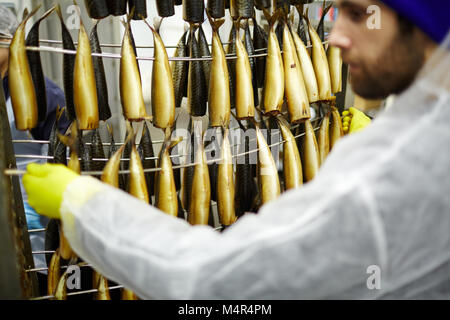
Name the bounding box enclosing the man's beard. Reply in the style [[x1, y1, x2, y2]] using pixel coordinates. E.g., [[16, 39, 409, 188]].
[[348, 32, 425, 100]]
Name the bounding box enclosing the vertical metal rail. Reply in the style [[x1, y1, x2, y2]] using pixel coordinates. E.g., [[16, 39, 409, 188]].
[[0, 84, 38, 299]]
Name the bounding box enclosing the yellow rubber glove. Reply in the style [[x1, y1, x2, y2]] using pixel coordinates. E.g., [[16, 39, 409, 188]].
[[341, 107, 372, 134], [23, 163, 80, 219]]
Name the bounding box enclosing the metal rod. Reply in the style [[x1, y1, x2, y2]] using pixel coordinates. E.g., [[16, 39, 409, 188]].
[[28, 228, 46, 233], [0, 40, 327, 62], [4, 125, 321, 176]]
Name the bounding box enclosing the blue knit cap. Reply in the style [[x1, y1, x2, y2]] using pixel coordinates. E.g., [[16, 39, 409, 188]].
[[381, 0, 450, 43]]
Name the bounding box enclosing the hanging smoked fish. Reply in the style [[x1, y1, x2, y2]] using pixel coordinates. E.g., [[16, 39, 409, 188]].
[[47, 106, 66, 163], [84, 0, 109, 19], [217, 128, 237, 226], [252, 16, 268, 89], [90, 20, 112, 121], [230, 0, 254, 19], [143, 19, 175, 129], [108, 0, 127, 16], [188, 133, 211, 226], [235, 125, 257, 217], [183, 0, 205, 23], [8, 6, 41, 131], [138, 121, 156, 199], [181, 118, 196, 211], [55, 4, 76, 122], [316, 1, 332, 42], [243, 21, 259, 107], [301, 119, 320, 182], [254, 0, 271, 10], [198, 24, 211, 96], [317, 110, 330, 166], [256, 125, 280, 205], [282, 22, 310, 123], [207, 0, 225, 18], [329, 105, 343, 150], [25, 6, 56, 123], [235, 21, 255, 120], [305, 12, 332, 102], [73, 13, 99, 130], [277, 117, 303, 190], [226, 23, 237, 110], [187, 25, 207, 117], [291, 26, 319, 103], [327, 45, 343, 94], [207, 16, 230, 127], [261, 10, 284, 116], [120, 15, 148, 121], [155, 130, 182, 217], [171, 28, 189, 109], [128, 0, 147, 20], [156, 0, 175, 17]]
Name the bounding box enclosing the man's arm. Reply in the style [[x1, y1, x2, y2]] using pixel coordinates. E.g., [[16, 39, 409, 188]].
[[59, 173, 383, 299]]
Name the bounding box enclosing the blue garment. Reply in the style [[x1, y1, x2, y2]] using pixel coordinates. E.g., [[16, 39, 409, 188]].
[[381, 0, 450, 44], [3, 75, 70, 229], [2, 75, 71, 140]]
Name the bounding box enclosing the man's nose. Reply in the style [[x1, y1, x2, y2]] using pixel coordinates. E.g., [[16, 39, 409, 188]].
[[329, 19, 352, 50]]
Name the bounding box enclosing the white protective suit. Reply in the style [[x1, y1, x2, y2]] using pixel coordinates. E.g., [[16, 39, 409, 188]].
[[59, 34, 450, 300]]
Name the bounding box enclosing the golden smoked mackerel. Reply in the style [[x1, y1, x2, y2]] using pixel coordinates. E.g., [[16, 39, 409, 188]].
[[277, 117, 303, 190], [282, 24, 310, 123], [73, 16, 99, 130], [256, 126, 280, 204], [102, 131, 132, 187], [155, 131, 182, 217], [47, 249, 61, 296], [120, 16, 148, 121], [291, 29, 319, 103], [327, 45, 343, 94], [330, 105, 344, 150], [208, 17, 231, 127], [262, 11, 284, 115], [235, 21, 255, 120], [217, 128, 237, 226], [302, 119, 320, 182], [317, 111, 330, 166], [93, 272, 111, 300], [144, 20, 175, 129], [188, 133, 211, 225], [306, 14, 332, 101], [129, 140, 150, 203], [8, 6, 40, 131]]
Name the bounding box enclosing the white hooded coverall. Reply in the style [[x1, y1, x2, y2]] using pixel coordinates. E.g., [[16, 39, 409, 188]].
[[59, 36, 450, 300]]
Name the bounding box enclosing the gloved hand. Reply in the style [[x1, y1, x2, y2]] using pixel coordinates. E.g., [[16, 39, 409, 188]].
[[341, 107, 372, 134], [23, 163, 80, 219]]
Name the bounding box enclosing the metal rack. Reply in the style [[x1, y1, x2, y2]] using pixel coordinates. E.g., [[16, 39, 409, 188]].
[[0, 16, 339, 299]]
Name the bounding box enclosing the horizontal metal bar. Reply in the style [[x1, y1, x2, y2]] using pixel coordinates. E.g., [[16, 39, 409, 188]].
[[0, 40, 326, 61], [28, 228, 46, 233], [4, 124, 321, 176]]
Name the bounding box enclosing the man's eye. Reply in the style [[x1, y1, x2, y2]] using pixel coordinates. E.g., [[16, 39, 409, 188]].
[[347, 8, 365, 22]]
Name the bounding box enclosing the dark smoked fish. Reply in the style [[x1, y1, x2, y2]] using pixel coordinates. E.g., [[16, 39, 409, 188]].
[[56, 5, 76, 121], [90, 20, 112, 121], [243, 21, 259, 107], [156, 0, 175, 17], [25, 6, 55, 123], [207, 0, 225, 18], [183, 0, 205, 24], [254, 0, 271, 10], [187, 25, 207, 117], [172, 29, 189, 108], [108, 0, 127, 16], [84, 0, 109, 19], [197, 24, 211, 96], [138, 121, 156, 199], [252, 17, 267, 89], [230, 0, 254, 19], [128, 0, 147, 20]]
